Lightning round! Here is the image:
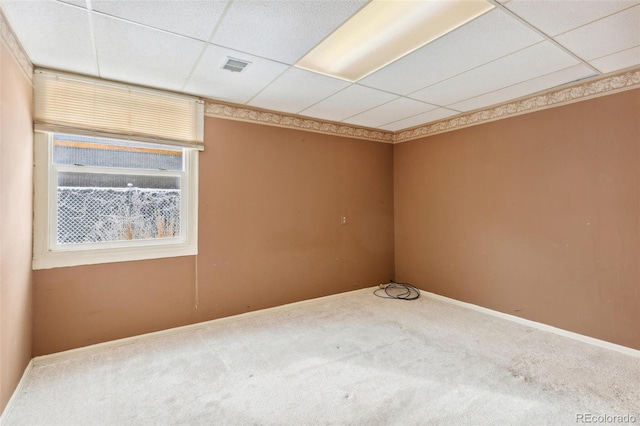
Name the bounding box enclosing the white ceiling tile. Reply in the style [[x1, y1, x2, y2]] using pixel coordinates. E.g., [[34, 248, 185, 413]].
[[211, 0, 368, 64], [554, 5, 640, 60], [248, 67, 350, 114], [590, 46, 640, 73], [92, 14, 205, 92], [359, 9, 543, 95], [409, 42, 580, 106], [381, 108, 459, 132], [505, 0, 638, 36], [299, 85, 397, 123], [1, 0, 98, 75], [183, 44, 289, 104], [449, 64, 595, 112], [343, 98, 438, 128], [91, 0, 227, 41]]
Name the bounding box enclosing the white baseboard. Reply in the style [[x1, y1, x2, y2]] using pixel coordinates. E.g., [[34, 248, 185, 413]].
[[0, 359, 33, 426], [420, 290, 640, 358], [29, 285, 640, 367], [33, 287, 372, 366]]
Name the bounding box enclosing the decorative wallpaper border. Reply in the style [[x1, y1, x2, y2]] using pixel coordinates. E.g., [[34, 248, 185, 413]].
[[205, 67, 640, 144], [394, 67, 640, 143], [0, 9, 33, 82], [204, 102, 395, 143]]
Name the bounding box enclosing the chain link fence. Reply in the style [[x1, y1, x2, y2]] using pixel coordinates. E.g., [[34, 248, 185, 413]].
[[57, 188, 181, 244]]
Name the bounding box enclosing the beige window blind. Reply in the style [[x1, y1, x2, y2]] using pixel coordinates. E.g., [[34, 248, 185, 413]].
[[34, 70, 204, 150]]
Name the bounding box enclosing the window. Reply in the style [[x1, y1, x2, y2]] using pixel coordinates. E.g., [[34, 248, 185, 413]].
[[33, 132, 199, 269], [32, 69, 203, 269]]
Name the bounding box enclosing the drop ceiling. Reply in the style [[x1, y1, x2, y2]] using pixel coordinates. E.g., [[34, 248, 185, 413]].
[[1, 0, 639, 132]]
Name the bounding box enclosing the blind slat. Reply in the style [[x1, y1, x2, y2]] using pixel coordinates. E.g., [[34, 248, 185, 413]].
[[34, 70, 204, 150]]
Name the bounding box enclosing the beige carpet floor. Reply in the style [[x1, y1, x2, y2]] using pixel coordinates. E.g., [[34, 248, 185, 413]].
[[4, 288, 640, 425]]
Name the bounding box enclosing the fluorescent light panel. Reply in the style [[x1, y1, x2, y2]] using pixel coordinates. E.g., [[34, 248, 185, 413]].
[[295, 0, 494, 82]]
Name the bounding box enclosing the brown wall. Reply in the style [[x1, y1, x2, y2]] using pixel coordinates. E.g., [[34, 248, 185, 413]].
[[33, 117, 395, 355], [395, 89, 640, 350], [0, 39, 33, 414]]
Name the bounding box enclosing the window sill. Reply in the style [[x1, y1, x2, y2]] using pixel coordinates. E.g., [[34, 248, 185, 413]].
[[32, 243, 197, 270]]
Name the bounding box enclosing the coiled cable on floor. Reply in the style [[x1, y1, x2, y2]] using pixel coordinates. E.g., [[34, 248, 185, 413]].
[[374, 280, 420, 300]]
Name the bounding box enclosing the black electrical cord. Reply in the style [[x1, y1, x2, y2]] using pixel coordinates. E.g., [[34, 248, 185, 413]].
[[374, 280, 420, 300]]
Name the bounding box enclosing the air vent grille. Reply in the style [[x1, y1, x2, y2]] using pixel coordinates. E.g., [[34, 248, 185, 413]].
[[222, 58, 251, 73]]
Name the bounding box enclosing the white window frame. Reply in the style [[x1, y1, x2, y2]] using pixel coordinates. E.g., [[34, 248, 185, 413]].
[[33, 131, 199, 269]]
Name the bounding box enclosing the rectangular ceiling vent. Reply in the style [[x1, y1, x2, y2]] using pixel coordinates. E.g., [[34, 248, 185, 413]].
[[222, 58, 251, 73]]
